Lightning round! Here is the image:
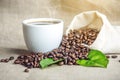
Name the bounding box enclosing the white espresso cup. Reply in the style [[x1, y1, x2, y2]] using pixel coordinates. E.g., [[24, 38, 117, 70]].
[[22, 18, 64, 53]]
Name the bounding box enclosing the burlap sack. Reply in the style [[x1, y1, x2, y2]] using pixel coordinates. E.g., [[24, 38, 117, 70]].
[[66, 11, 120, 53]]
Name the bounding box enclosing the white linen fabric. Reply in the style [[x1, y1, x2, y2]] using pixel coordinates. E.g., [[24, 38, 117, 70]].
[[66, 11, 120, 53]]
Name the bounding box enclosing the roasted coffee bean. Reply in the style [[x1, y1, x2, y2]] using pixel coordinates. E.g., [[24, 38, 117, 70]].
[[37, 53, 42, 57], [68, 62, 73, 65], [18, 55, 24, 59], [53, 57, 58, 61], [9, 56, 14, 60], [38, 57, 41, 61], [4, 59, 9, 62], [26, 62, 31, 66], [25, 59, 29, 63], [48, 55, 53, 58], [119, 60, 120, 63], [106, 55, 110, 59], [111, 55, 118, 59], [47, 53, 54, 58], [67, 56, 73, 62], [70, 54, 76, 59], [58, 61, 64, 66], [0, 59, 5, 62], [72, 59, 76, 64], [14, 60, 21, 64], [24, 68, 29, 72], [56, 53, 63, 58]]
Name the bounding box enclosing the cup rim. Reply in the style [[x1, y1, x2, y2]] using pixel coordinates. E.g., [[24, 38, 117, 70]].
[[22, 18, 63, 27]]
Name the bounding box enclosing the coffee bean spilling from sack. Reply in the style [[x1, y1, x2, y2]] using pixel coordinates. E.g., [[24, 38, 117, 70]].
[[14, 28, 99, 68]]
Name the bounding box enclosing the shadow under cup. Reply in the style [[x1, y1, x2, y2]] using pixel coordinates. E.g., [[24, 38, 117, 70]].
[[22, 18, 64, 53]]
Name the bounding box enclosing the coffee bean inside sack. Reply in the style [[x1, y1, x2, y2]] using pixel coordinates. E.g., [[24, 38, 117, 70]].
[[14, 28, 99, 69]]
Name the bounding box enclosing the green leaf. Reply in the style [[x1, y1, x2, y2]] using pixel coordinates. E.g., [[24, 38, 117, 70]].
[[76, 59, 109, 68], [76, 49, 109, 68], [76, 60, 99, 67], [40, 58, 63, 68], [94, 59, 109, 68], [88, 49, 106, 61]]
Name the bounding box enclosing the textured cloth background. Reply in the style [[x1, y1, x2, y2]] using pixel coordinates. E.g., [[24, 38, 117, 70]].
[[0, 0, 120, 48], [0, 0, 120, 80]]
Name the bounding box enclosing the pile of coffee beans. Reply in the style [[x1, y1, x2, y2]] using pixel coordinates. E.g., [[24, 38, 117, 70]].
[[14, 53, 43, 68], [14, 28, 99, 69]]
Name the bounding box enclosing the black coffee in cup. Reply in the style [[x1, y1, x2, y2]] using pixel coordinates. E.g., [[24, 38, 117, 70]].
[[28, 21, 60, 25]]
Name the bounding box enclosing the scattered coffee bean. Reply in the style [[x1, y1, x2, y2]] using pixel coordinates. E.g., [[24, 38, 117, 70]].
[[0, 59, 5, 62], [58, 61, 64, 66], [111, 55, 118, 59], [0, 56, 15, 63], [0, 58, 9, 63], [106, 55, 110, 59], [4, 59, 9, 63], [9, 56, 14, 60], [24, 68, 29, 73], [119, 60, 120, 63]]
